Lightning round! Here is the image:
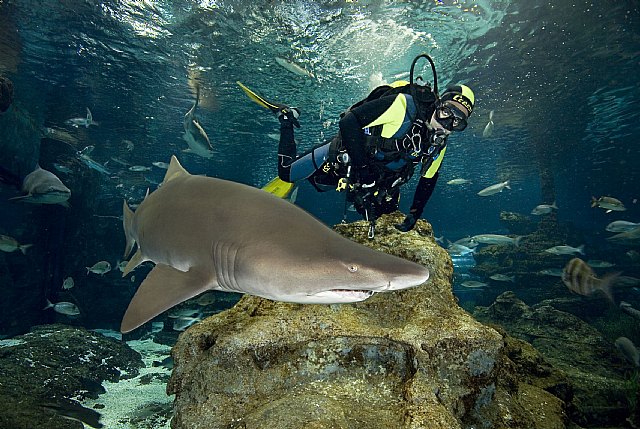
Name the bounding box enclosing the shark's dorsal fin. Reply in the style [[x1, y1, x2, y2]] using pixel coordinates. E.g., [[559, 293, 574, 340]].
[[162, 155, 190, 184]]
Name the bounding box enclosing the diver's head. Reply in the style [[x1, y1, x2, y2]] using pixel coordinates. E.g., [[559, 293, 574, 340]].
[[431, 84, 475, 133], [0, 76, 14, 113]]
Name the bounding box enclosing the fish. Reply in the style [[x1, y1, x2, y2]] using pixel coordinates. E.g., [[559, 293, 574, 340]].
[[109, 157, 130, 167], [461, 280, 488, 289], [53, 163, 73, 174], [606, 221, 640, 232], [65, 107, 96, 128], [86, 261, 111, 275], [586, 260, 615, 268], [482, 110, 494, 138], [62, 276, 74, 290], [471, 234, 521, 246], [619, 301, 640, 321], [117, 260, 128, 272], [275, 57, 314, 78], [77, 146, 110, 175], [477, 180, 510, 196], [531, 202, 558, 215], [446, 243, 475, 256], [537, 268, 564, 277], [119, 155, 429, 333], [614, 337, 639, 367], [195, 292, 217, 306], [183, 86, 214, 159], [122, 139, 135, 151], [490, 274, 515, 282], [544, 244, 585, 256], [152, 161, 169, 169], [152, 356, 174, 369], [0, 234, 32, 254], [173, 316, 201, 331], [591, 196, 626, 213], [447, 178, 472, 185], [128, 165, 152, 172], [606, 227, 640, 246], [41, 400, 103, 428], [8, 166, 71, 207], [561, 257, 618, 302], [43, 300, 81, 316]]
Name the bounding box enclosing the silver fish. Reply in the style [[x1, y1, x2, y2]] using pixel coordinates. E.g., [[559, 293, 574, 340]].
[[44, 300, 81, 316], [461, 280, 488, 288], [152, 161, 169, 169], [447, 178, 472, 185], [477, 180, 510, 196], [86, 261, 111, 275], [65, 107, 95, 128], [544, 244, 585, 256], [489, 274, 515, 282], [591, 196, 626, 212], [62, 277, 74, 290], [531, 202, 558, 215], [471, 234, 521, 246], [607, 228, 640, 246], [275, 57, 314, 78], [482, 110, 494, 138], [0, 234, 32, 254], [606, 221, 640, 233], [183, 86, 213, 159], [128, 166, 152, 172]]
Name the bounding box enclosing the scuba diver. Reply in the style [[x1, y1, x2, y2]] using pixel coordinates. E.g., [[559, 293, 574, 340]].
[[238, 54, 474, 238]]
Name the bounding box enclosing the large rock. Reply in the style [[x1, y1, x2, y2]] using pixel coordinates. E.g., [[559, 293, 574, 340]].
[[168, 213, 569, 429], [0, 324, 143, 429], [474, 291, 635, 427]]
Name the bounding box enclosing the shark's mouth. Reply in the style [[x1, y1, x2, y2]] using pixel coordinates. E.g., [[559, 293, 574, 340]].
[[330, 289, 375, 298]]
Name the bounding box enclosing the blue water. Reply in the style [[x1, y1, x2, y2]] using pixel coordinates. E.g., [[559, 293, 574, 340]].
[[0, 1, 639, 330]]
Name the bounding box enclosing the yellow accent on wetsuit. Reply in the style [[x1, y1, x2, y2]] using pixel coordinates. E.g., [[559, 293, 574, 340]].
[[363, 93, 408, 138], [422, 146, 447, 179]]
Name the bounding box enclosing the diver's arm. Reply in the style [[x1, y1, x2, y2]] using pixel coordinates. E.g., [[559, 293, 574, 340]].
[[409, 173, 439, 218], [395, 173, 439, 232]]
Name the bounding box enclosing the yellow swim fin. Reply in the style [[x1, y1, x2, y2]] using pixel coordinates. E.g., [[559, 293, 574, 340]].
[[237, 81, 284, 113], [262, 176, 295, 199]]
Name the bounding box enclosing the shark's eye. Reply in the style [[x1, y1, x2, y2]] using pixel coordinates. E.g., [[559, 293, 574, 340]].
[[348, 264, 358, 273]]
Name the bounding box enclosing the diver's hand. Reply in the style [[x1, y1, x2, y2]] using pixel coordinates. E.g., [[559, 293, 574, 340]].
[[277, 106, 300, 128], [352, 166, 376, 188], [395, 213, 417, 232]]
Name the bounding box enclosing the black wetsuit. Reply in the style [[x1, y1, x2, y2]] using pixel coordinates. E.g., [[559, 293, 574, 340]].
[[278, 83, 447, 220]]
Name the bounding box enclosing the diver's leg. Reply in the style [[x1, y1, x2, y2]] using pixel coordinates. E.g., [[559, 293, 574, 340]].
[[277, 108, 300, 182]]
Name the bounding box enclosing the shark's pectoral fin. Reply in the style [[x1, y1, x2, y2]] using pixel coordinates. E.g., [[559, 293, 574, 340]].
[[121, 264, 213, 333], [122, 249, 144, 276]]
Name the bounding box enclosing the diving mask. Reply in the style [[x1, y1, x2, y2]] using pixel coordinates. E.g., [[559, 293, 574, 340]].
[[435, 103, 468, 131]]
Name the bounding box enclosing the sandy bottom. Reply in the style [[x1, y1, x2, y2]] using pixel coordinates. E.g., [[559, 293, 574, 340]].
[[82, 329, 174, 429]]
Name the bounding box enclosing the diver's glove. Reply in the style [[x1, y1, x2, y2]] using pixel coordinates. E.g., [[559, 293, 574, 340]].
[[395, 213, 418, 232], [277, 106, 300, 128]]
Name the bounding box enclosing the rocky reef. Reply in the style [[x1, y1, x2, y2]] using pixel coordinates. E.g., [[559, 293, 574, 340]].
[[168, 212, 571, 429], [0, 324, 143, 428], [474, 291, 637, 427]]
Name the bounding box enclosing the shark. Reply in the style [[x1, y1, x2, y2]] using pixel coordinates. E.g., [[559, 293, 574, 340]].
[[120, 156, 429, 333], [182, 86, 213, 159], [9, 165, 71, 206]]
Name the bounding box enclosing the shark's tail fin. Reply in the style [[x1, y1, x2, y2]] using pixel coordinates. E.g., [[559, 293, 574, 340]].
[[122, 200, 136, 259]]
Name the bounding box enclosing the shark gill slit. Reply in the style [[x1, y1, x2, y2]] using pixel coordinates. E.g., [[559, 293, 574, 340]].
[[213, 241, 240, 292]]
